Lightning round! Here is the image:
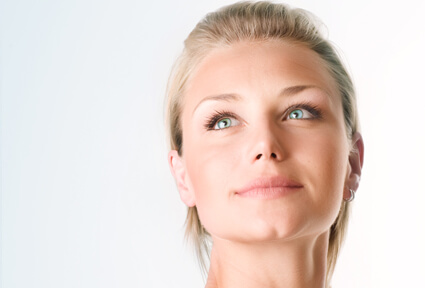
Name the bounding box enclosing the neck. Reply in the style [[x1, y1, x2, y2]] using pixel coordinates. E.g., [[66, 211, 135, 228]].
[[205, 232, 329, 288]]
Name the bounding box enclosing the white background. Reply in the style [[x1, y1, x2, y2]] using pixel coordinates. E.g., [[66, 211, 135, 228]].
[[1, 0, 425, 287]]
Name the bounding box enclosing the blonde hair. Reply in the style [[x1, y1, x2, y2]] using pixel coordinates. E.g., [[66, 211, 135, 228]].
[[165, 1, 359, 286]]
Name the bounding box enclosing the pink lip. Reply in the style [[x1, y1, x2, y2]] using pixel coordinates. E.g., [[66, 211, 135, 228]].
[[235, 176, 303, 199]]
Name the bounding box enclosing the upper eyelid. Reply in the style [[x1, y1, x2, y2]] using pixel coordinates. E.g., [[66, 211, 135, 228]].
[[214, 111, 239, 121]]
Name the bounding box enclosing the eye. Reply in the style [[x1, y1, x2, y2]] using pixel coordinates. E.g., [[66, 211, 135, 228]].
[[287, 108, 314, 120], [214, 117, 238, 130], [288, 109, 304, 119], [205, 110, 240, 131]]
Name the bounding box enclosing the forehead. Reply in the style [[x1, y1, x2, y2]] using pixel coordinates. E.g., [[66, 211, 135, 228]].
[[183, 39, 339, 112]]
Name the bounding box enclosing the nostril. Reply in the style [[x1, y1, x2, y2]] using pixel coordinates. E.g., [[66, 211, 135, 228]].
[[256, 154, 262, 160], [271, 153, 277, 158]]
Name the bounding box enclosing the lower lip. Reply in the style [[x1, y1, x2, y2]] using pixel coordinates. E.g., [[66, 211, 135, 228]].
[[236, 186, 302, 199]]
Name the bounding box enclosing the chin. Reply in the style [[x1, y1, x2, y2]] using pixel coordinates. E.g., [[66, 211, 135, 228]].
[[250, 217, 308, 242], [209, 213, 310, 244]]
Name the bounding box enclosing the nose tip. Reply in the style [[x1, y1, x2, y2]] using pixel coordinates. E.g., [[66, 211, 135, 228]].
[[249, 121, 285, 163]]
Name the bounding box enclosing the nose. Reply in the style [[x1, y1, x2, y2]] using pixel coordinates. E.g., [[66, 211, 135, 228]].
[[250, 124, 285, 163]]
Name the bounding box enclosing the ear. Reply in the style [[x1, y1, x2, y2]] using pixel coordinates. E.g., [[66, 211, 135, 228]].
[[168, 150, 196, 207], [344, 132, 365, 199]]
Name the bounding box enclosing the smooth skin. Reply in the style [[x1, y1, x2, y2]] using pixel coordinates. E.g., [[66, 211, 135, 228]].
[[169, 40, 364, 288]]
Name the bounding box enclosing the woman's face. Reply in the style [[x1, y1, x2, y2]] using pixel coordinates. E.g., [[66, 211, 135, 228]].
[[170, 40, 356, 242]]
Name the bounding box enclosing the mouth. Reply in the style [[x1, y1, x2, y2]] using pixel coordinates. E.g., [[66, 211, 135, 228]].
[[235, 176, 303, 199]]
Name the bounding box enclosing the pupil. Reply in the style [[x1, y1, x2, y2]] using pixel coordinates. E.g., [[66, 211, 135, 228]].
[[220, 119, 230, 128]]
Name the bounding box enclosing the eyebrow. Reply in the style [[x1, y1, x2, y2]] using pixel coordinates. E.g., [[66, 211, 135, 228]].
[[280, 85, 317, 97], [192, 93, 242, 115], [192, 85, 318, 115]]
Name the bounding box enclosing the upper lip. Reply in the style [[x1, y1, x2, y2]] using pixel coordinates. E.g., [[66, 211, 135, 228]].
[[235, 175, 303, 194]]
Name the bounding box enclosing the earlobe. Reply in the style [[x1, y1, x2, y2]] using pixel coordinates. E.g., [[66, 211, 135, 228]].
[[345, 132, 364, 198], [168, 150, 196, 207]]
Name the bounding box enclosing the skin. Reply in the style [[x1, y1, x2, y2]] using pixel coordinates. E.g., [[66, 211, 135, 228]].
[[169, 40, 364, 288]]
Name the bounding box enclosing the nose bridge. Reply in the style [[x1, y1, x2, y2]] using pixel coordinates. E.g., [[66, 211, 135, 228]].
[[249, 117, 284, 162]]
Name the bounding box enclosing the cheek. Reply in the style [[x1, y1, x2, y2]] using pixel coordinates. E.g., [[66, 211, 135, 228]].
[[302, 133, 348, 184], [183, 133, 242, 224], [185, 129, 243, 185], [293, 127, 349, 223]]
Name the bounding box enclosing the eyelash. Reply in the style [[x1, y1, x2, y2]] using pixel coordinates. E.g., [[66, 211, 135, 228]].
[[204, 110, 238, 130], [287, 102, 323, 119], [204, 102, 323, 131]]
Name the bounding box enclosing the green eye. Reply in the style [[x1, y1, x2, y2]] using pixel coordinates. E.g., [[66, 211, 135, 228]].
[[289, 109, 304, 119], [215, 118, 232, 129]]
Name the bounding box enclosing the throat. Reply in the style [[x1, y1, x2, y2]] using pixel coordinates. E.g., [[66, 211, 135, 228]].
[[204, 232, 329, 288]]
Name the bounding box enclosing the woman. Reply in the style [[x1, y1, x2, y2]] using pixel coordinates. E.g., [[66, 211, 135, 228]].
[[165, 1, 364, 287]]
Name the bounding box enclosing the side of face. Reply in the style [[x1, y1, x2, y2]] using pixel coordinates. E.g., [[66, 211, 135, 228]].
[[168, 40, 363, 243]]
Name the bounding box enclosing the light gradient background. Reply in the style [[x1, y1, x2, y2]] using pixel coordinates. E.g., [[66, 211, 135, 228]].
[[1, 0, 425, 287]]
